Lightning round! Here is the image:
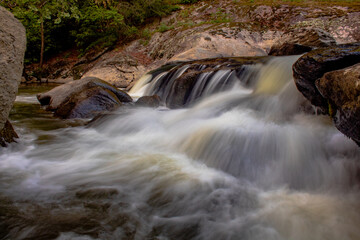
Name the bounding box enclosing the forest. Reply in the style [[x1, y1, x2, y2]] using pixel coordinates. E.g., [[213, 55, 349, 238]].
[[0, 0, 199, 66]]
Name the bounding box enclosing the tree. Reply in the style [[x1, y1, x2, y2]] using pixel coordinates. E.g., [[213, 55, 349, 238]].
[[0, 0, 180, 65], [2, 0, 79, 67]]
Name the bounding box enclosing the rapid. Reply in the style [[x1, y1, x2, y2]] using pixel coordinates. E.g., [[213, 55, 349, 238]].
[[1, 56, 360, 240]]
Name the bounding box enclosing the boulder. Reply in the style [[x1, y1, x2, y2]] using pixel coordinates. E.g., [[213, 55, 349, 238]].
[[135, 95, 161, 108], [53, 86, 123, 119], [293, 43, 360, 112], [269, 28, 336, 56], [0, 7, 26, 146], [37, 77, 132, 119], [316, 63, 360, 145]]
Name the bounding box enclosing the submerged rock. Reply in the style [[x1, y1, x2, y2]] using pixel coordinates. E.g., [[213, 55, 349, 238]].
[[316, 63, 360, 146], [37, 77, 132, 119], [0, 7, 26, 146], [135, 95, 161, 108], [293, 43, 360, 111], [269, 28, 336, 56]]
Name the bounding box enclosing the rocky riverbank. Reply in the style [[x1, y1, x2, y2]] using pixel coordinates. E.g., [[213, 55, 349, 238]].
[[23, 1, 360, 89], [19, 1, 360, 146]]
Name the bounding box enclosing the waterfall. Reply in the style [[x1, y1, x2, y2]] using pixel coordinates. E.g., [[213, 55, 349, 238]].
[[1, 56, 360, 240], [129, 57, 266, 108]]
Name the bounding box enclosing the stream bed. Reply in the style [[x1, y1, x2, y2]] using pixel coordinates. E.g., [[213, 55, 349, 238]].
[[1, 57, 360, 240]]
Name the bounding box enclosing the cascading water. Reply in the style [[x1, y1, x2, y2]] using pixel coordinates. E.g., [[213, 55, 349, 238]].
[[1, 56, 360, 240]]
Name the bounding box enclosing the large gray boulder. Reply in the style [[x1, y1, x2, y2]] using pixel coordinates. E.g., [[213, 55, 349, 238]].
[[37, 77, 133, 119], [0, 7, 26, 146]]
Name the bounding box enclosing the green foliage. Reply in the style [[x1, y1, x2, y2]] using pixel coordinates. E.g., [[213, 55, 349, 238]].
[[117, 0, 178, 26], [210, 9, 232, 23], [176, 20, 196, 29], [0, 0, 181, 64], [71, 3, 125, 52], [157, 23, 174, 33], [1, 0, 80, 64], [141, 28, 152, 40], [139, 28, 153, 46]]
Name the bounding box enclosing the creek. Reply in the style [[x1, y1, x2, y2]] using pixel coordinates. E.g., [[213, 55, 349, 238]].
[[1, 56, 360, 240]]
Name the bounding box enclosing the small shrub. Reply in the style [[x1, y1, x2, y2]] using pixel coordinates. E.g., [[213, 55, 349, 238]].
[[157, 23, 174, 33]]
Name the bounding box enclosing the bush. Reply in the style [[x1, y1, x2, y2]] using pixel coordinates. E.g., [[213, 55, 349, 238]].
[[71, 3, 125, 52]]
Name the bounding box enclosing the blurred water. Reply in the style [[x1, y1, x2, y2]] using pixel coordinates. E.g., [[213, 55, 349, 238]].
[[1, 56, 360, 240]]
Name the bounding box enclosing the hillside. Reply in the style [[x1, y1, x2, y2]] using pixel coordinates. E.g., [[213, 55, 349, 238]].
[[17, 0, 360, 88]]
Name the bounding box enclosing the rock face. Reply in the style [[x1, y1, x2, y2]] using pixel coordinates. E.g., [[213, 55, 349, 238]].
[[316, 63, 360, 145], [37, 77, 132, 119], [293, 43, 360, 111], [81, 51, 149, 88], [269, 28, 336, 56], [147, 28, 277, 63], [0, 7, 26, 146]]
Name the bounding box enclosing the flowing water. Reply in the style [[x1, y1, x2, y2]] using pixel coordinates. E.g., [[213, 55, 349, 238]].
[[1, 56, 360, 240]]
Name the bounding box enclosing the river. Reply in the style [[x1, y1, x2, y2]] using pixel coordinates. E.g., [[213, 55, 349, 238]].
[[1, 56, 360, 240]]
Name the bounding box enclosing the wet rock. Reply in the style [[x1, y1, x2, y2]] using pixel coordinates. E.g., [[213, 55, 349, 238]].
[[0, 7, 26, 146], [37, 77, 132, 119], [53, 86, 123, 119], [166, 70, 200, 109], [269, 28, 336, 56], [148, 57, 265, 108], [293, 43, 360, 112], [0, 120, 19, 147], [316, 63, 360, 145], [136, 95, 161, 108]]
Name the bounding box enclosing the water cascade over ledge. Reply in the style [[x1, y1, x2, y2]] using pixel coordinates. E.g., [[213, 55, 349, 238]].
[[1, 56, 360, 240]]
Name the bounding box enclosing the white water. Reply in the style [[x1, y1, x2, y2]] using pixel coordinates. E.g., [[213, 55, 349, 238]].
[[1, 56, 360, 240]]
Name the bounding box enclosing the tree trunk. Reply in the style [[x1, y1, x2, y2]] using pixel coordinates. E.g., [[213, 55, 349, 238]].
[[40, 16, 44, 68]]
